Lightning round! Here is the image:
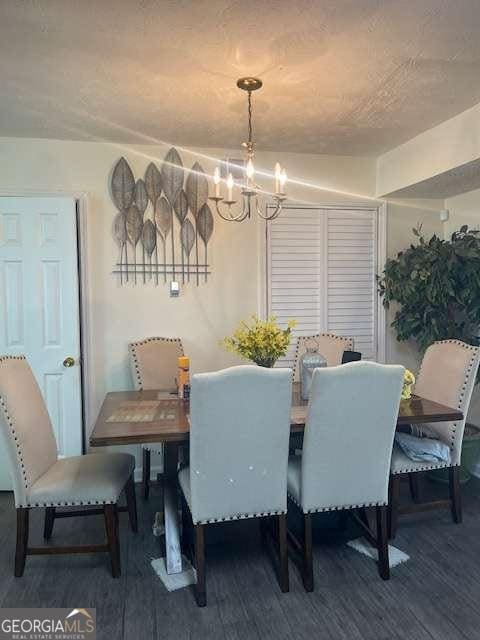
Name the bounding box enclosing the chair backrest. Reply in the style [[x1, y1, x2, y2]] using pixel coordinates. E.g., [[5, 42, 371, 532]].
[[189, 365, 292, 524], [293, 333, 353, 381], [129, 337, 184, 390], [413, 340, 480, 465], [300, 361, 404, 513], [0, 356, 58, 506]]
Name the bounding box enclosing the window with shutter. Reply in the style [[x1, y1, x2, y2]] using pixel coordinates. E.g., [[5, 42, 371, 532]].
[[266, 206, 381, 367]]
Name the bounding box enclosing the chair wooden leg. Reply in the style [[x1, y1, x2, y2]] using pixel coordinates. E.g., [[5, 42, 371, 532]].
[[104, 504, 121, 578], [277, 514, 289, 593], [43, 507, 55, 540], [142, 448, 151, 500], [376, 505, 390, 580], [15, 508, 29, 577], [449, 466, 462, 524], [388, 475, 400, 539], [194, 524, 206, 607], [409, 473, 421, 503], [303, 513, 314, 592], [125, 474, 138, 533]]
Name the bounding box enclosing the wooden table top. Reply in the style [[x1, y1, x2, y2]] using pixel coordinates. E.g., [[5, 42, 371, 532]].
[[89, 383, 463, 447]]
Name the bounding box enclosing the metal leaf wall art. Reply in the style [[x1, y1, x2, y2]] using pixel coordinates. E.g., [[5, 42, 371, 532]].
[[110, 148, 214, 286]]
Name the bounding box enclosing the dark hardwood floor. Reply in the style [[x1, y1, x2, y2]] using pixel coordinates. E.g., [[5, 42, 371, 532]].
[[1, 478, 480, 640]]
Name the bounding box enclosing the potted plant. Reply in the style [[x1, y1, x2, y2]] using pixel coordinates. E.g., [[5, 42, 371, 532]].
[[223, 315, 295, 368], [378, 225, 480, 482]]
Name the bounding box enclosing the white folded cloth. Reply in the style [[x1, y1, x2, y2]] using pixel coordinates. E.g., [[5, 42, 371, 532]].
[[394, 432, 451, 464]]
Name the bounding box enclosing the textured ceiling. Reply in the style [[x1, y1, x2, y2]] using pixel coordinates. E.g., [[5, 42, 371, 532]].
[[2, 0, 480, 155]]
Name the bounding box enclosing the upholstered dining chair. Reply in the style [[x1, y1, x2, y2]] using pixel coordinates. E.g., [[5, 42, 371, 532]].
[[389, 340, 480, 538], [129, 337, 184, 499], [0, 356, 137, 578], [287, 361, 404, 590], [178, 365, 293, 606], [292, 333, 354, 382]]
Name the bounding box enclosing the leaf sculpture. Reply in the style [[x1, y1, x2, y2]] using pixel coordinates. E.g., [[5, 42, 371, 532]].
[[142, 219, 157, 281], [126, 204, 143, 284], [162, 148, 184, 281], [144, 163, 162, 283], [134, 179, 149, 217], [197, 204, 214, 282], [155, 196, 172, 282], [144, 163, 162, 206], [161, 147, 184, 206], [174, 189, 189, 224], [186, 162, 209, 284], [111, 157, 135, 212], [174, 190, 189, 283], [113, 212, 127, 284], [134, 179, 149, 283], [180, 219, 195, 282], [185, 162, 208, 217]]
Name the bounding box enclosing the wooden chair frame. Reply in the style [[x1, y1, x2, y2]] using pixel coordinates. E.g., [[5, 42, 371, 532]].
[[388, 466, 462, 539], [15, 473, 137, 578], [287, 497, 390, 590], [180, 493, 289, 607]]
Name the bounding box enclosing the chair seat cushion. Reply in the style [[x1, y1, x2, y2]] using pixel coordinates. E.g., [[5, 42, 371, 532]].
[[24, 453, 135, 507], [391, 443, 451, 475], [287, 455, 302, 506]]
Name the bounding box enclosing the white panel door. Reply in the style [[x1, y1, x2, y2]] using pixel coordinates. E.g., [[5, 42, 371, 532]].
[[0, 197, 82, 489]]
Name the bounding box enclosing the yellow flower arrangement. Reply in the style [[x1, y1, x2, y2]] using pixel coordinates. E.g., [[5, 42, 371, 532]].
[[223, 315, 296, 368], [402, 368, 416, 400]]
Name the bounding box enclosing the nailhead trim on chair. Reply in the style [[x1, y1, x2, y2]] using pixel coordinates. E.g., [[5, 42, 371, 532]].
[[293, 333, 354, 376], [17, 498, 118, 508], [129, 337, 184, 454], [182, 497, 286, 525], [288, 492, 386, 514], [1, 356, 128, 509], [0, 355, 30, 491], [392, 339, 480, 475], [129, 337, 184, 391]]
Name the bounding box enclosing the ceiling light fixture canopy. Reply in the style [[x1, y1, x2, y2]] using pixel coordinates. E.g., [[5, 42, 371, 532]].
[[210, 77, 287, 222]]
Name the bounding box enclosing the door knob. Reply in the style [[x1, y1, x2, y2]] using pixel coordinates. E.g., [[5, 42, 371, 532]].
[[63, 357, 75, 368]]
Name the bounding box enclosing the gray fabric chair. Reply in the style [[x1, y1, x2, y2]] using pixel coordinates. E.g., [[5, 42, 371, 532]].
[[178, 365, 292, 606], [389, 340, 480, 538], [0, 356, 137, 578], [287, 361, 404, 589], [129, 336, 184, 499]]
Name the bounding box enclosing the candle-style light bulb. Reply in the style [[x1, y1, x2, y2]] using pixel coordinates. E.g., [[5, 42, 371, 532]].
[[274, 162, 282, 194], [280, 168, 287, 193], [227, 173, 234, 201], [246, 158, 255, 180], [213, 167, 221, 198]]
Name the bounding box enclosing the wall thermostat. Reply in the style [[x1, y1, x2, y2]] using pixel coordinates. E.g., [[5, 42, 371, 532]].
[[170, 281, 180, 297]]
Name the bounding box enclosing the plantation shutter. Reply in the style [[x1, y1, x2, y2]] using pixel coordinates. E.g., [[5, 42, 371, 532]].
[[267, 207, 378, 368]]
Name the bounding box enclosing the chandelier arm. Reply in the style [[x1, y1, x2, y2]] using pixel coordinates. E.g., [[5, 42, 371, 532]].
[[255, 198, 283, 221], [214, 199, 249, 222]]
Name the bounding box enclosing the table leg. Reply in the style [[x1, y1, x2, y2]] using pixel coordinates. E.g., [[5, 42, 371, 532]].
[[163, 442, 183, 574]]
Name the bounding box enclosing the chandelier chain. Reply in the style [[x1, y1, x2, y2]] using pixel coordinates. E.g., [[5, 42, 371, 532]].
[[247, 91, 253, 144]]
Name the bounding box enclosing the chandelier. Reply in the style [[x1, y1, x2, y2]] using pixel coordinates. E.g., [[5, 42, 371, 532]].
[[209, 77, 287, 222]]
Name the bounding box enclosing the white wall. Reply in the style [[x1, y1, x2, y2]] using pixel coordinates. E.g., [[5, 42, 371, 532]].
[[377, 102, 480, 197], [444, 189, 480, 430], [385, 200, 444, 373], [0, 136, 446, 478], [0, 137, 378, 431]]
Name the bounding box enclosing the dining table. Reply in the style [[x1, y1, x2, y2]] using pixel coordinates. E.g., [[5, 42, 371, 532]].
[[90, 382, 463, 575]]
